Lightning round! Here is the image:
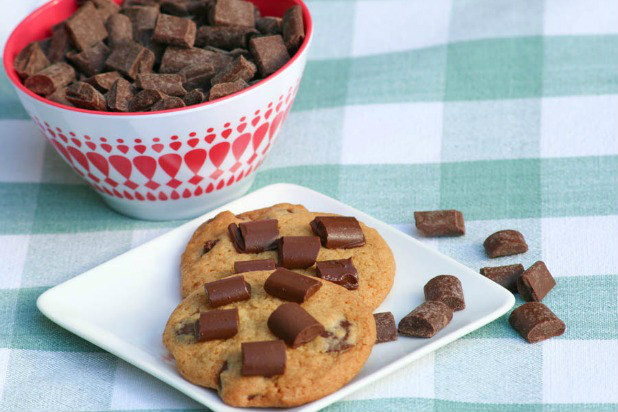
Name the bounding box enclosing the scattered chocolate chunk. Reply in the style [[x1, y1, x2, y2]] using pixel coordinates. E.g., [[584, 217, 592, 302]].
[[46, 87, 73, 106], [234, 259, 276, 274], [178, 63, 217, 89], [268, 302, 324, 348], [14, 42, 50, 80], [208, 79, 248, 100], [282, 5, 304, 53], [123, 5, 159, 33], [509, 302, 565, 343], [210, 0, 255, 28], [202, 239, 219, 255], [106, 13, 133, 48], [315, 258, 359, 290], [211, 55, 256, 85], [249, 35, 290, 77], [484, 230, 528, 258], [48, 24, 71, 63], [196, 308, 239, 341], [204, 275, 251, 307], [66, 2, 109, 51], [241, 340, 286, 377], [310, 216, 365, 249], [264, 268, 322, 303], [227, 219, 279, 253], [135, 73, 187, 96], [92, 0, 121, 22], [150, 96, 186, 110], [256, 17, 282, 35], [67, 42, 110, 76], [414, 210, 465, 237], [182, 88, 206, 105], [517, 261, 556, 302], [374, 312, 397, 343], [195, 25, 256, 50], [277, 236, 321, 269], [152, 13, 196, 48], [480, 264, 524, 293], [398, 301, 453, 338], [25, 63, 76, 95], [106, 78, 134, 112], [160, 46, 231, 73], [105, 41, 150, 79], [128, 88, 167, 111], [65, 81, 107, 110], [424, 275, 465, 311]]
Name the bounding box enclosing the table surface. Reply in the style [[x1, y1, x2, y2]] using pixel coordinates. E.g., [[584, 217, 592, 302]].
[[1, 1, 617, 411]]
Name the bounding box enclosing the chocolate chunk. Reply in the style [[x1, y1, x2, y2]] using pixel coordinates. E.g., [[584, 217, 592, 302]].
[[210, 0, 255, 28], [128, 89, 167, 111], [150, 96, 186, 110], [178, 63, 217, 89], [152, 14, 196, 48], [208, 79, 248, 100], [85, 71, 123, 92], [66, 81, 107, 110], [211, 55, 256, 85], [241, 340, 286, 377], [414, 210, 465, 237], [160, 0, 192, 16], [277, 236, 321, 269], [67, 42, 110, 76], [25, 63, 76, 96], [234, 259, 276, 274], [264, 268, 322, 303], [509, 302, 565, 343], [374, 312, 397, 343], [106, 13, 133, 48], [106, 78, 134, 112], [92, 0, 121, 22], [14, 42, 50, 80], [122, 5, 160, 33], [480, 264, 524, 293], [202, 239, 219, 255], [138, 48, 155, 74], [176, 320, 197, 336], [398, 301, 453, 338], [66, 2, 108, 51], [310, 216, 365, 249], [227, 219, 279, 253], [484, 230, 528, 258], [135, 28, 165, 65], [196, 308, 239, 341], [249, 35, 290, 77], [424, 275, 465, 311], [46, 87, 73, 106], [48, 24, 71, 63], [204, 275, 251, 307], [195, 25, 256, 50], [282, 5, 304, 53], [315, 258, 359, 290], [517, 261, 556, 302], [182, 88, 206, 105], [267, 302, 324, 348], [105, 41, 150, 79], [256, 17, 282, 35], [135, 73, 187, 96], [160, 46, 231, 73]]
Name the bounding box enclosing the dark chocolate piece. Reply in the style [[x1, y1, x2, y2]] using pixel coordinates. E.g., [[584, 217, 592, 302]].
[[24, 63, 76, 96], [135, 28, 165, 65], [67, 42, 110, 76], [196, 308, 239, 341], [484, 230, 528, 258], [128, 89, 167, 111], [211, 55, 256, 85], [208, 79, 248, 100], [249, 35, 290, 77], [374, 312, 397, 343], [160, 0, 192, 16], [150, 96, 186, 110], [66, 81, 107, 111], [480, 264, 524, 293], [310, 216, 365, 249], [509, 302, 565, 343], [210, 0, 255, 28], [66, 1, 108, 51], [424, 275, 465, 311], [234, 259, 276, 274], [13, 42, 50, 80], [277, 236, 321, 269], [398, 301, 453, 338], [48, 24, 71, 63], [315, 258, 359, 290], [152, 13, 196, 48], [414, 210, 465, 237], [256, 17, 282, 35], [46, 87, 73, 106], [178, 62, 217, 89], [160, 46, 232, 73], [282, 5, 304, 53], [135, 73, 187, 96], [241, 340, 286, 377], [267, 302, 324, 348], [85, 71, 123, 92], [264, 268, 322, 303], [106, 78, 134, 112], [182, 88, 206, 105], [138, 47, 155, 74], [92, 0, 121, 22], [105, 41, 151, 79], [106, 13, 134, 48], [517, 261, 556, 302], [195, 25, 257, 50], [227, 219, 279, 253], [122, 5, 160, 33], [202, 239, 219, 255], [204, 275, 251, 307]]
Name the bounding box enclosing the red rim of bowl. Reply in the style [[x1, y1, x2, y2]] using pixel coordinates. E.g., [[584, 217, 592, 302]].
[[3, 0, 313, 117]]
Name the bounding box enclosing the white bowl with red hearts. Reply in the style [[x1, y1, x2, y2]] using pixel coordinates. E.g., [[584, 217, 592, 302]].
[[3, 0, 312, 220]]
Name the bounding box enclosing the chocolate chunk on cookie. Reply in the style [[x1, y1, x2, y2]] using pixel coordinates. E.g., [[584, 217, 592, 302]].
[[234, 259, 276, 274], [316, 258, 359, 290], [240, 340, 286, 377], [264, 268, 321, 303], [228, 219, 279, 253], [268, 302, 324, 348], [310, 216, 365, 249], [196, 308, 239, 341], [277, 236, 321, 269], [204, 275, 251, 307]]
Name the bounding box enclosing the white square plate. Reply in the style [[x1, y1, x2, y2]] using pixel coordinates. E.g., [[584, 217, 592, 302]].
[[37, 183, 515, 412]]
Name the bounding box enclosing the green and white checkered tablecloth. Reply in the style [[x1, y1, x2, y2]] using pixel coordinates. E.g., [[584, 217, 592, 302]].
[[1, 0, 617, 411]]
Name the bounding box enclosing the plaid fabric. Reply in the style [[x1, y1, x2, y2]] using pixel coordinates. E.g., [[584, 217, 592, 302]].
[[1, 0, 618, 410]]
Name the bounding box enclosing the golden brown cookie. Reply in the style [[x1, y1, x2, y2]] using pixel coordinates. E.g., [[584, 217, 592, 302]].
[[163, 270, 376, 407]]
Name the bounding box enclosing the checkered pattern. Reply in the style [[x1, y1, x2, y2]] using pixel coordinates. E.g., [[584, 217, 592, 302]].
[[1, 0, 617, 410]]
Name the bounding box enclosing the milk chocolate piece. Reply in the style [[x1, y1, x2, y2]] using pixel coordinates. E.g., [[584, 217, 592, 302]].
[[128, 89, 167, 111], [48, 24, 71, 63], [227, 219, 279, 253], [195, 25, 256, 50], [123, 5, 160, 33], [210, 0, 255, 28], [517, 261, 556, 302], [152, 14, 196, 48], [202, 239, 219, 255], [85, 71, 123, 92], [374, 312, 397, 343], [160, 0, 192, 16], [241, 340, 286, 376], [138, 48, 155, 74], [66, 81, 107, 110], [94, 0, 121, 20], [398, 301, 453, 338], [264, 268, 322, 303], [106, 78, 134, 112], [234, 259, 276, 274], [509, 302, 565, 343], [46, 87, 73, 106], [204, 275, 251, 307], [315, 258, 359, 290], [25, 63, 76, 96], [484, 230, 528, 258], [268, 302, 324, 348], [310, 216, 365, 249], [135, 73, 187, 96], [414, 210, 465, 237], [256, 17, 282, 35], [424, 275, 465, 311], [282, 5, 304, 53], [208, 79, 248, 100], [150, 96, 186, 110], [106, 41, 150, 79], [14, 42, 50, 80], [66, 2, 108, 51], [211, 55, 256, 85], [182, 88, 206, 105], [196, 308, 239, 341], [179, 63, 217, 89], [480, 264, 524, 293], [67, 42, 110, 76], [106, 13, 133, 48], [249, 35, 290, 77], [160, 47, 232, 73], [277, 236, 321, 269]]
